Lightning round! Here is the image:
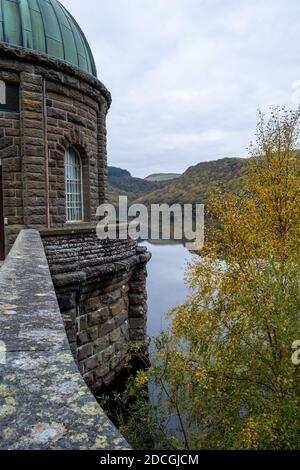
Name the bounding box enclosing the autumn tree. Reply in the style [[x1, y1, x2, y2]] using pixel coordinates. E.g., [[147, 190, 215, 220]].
[[151, 107, 300, 449]]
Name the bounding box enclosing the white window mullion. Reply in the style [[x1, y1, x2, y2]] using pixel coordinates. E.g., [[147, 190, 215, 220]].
[[0, 80, 6, 105]]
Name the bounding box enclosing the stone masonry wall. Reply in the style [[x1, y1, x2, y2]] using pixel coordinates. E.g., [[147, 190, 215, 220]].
[[0, 44, 110, 254], [0, 108, 21, 249], [42, 229, 151, 394]]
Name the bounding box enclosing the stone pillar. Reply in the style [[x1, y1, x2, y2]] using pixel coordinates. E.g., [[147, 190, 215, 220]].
[[97, 98, 108, 204], [0, 70, 22, 252], [128, 247, 150, 355], [20, 71, 46, 227]]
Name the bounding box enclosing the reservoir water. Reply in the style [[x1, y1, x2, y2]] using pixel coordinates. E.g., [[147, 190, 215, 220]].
[[141, 241, 194, 343], [100, 241, 196, 441]]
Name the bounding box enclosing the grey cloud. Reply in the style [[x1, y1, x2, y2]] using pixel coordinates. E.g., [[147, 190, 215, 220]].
[[62, 0, 300, 177]]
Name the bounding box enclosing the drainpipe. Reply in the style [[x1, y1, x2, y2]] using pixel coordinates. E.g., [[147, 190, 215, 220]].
[[42, 78, 50, 229]]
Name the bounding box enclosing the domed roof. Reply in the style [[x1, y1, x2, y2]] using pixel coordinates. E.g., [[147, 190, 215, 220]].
[[0, 0, 97, 76]]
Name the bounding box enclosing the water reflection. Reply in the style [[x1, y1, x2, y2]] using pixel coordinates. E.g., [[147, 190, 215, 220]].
[[141, 241, 195, 341], [98, 241, 195, 443]]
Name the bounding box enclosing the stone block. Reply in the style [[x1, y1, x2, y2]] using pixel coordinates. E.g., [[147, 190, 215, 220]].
[[129, 293, 146, 305], [128, 305, 146, 318], [120, 321, 129, 337], [83, 371, 94, 388], [110, 352, 123, 370], [95, 364, 110, 379], [87, 326, 98, 342], [103, 345, 115, 362], [109, 327, 121, 343], [129, 318, 146, 329], [85, 354, 99, 372], [114, 311, 128, 328], [78, 330, 89, 346], [88, 311, 99, 327], [100, 319, 115, 336], [107, 288, 121, 303], [129, 329, 146, 341], [77, 343, 93, 361], [97, 306, 110, 323], [78, 315, 87, 331], [110, 298, 124, 317], [93, 336, 110, 353]]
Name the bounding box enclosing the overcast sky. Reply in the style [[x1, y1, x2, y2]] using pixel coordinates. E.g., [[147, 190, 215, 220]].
[[62, 0, 300, 177]]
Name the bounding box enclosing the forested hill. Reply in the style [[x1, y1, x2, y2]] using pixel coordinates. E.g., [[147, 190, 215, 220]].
[[108, 166, 166, 193], [107, 158, 248, 206], [135, 157, 248, 206]]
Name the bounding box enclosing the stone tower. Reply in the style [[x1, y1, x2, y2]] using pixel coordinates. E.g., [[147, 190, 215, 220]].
[[0, 0, 110, 255], [0, 0, 150, 392]]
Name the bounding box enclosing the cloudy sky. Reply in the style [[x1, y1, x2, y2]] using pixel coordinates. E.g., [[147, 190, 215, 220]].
[[63, 0, 300, 177]]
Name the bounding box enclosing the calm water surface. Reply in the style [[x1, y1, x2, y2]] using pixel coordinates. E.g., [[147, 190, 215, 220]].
[[139, 241, 196, 435], [141, 241, 195, 341]]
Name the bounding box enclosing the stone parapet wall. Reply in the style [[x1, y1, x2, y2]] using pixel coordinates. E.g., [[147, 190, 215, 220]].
[[42, 228, 151, 393], [0, 229, 130, 450]]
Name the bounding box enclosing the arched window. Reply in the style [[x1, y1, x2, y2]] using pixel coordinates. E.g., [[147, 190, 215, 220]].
[[64, 148, 83, 222]]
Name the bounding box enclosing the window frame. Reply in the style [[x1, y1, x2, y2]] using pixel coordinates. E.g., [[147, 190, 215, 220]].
[[64, 148, 84, 223], [0, 81, 19, 112], [0, 80, 5, 105]]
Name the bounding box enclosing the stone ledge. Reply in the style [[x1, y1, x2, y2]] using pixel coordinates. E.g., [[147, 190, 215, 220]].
[[39, 222, 134, 238], [39, 223, 99, 237], [0, 229, 130, 450], [42, 227, 151, 287]]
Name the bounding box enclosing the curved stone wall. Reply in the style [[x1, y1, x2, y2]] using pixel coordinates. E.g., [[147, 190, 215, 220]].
[[0, 43, 110, 253], [41, 226, 151, 393], [0, 229, 130, 450]]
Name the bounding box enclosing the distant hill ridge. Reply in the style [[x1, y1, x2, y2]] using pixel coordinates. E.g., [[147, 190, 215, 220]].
[[145, 173, 181, 182], [135, 157, 248, 206], [108, 154, 299, 206], [107, 166, 169, 205], [108, 166, 169, 193]]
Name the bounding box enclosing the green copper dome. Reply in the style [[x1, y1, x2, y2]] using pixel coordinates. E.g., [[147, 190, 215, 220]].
[[0, 0, 97, 76]]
